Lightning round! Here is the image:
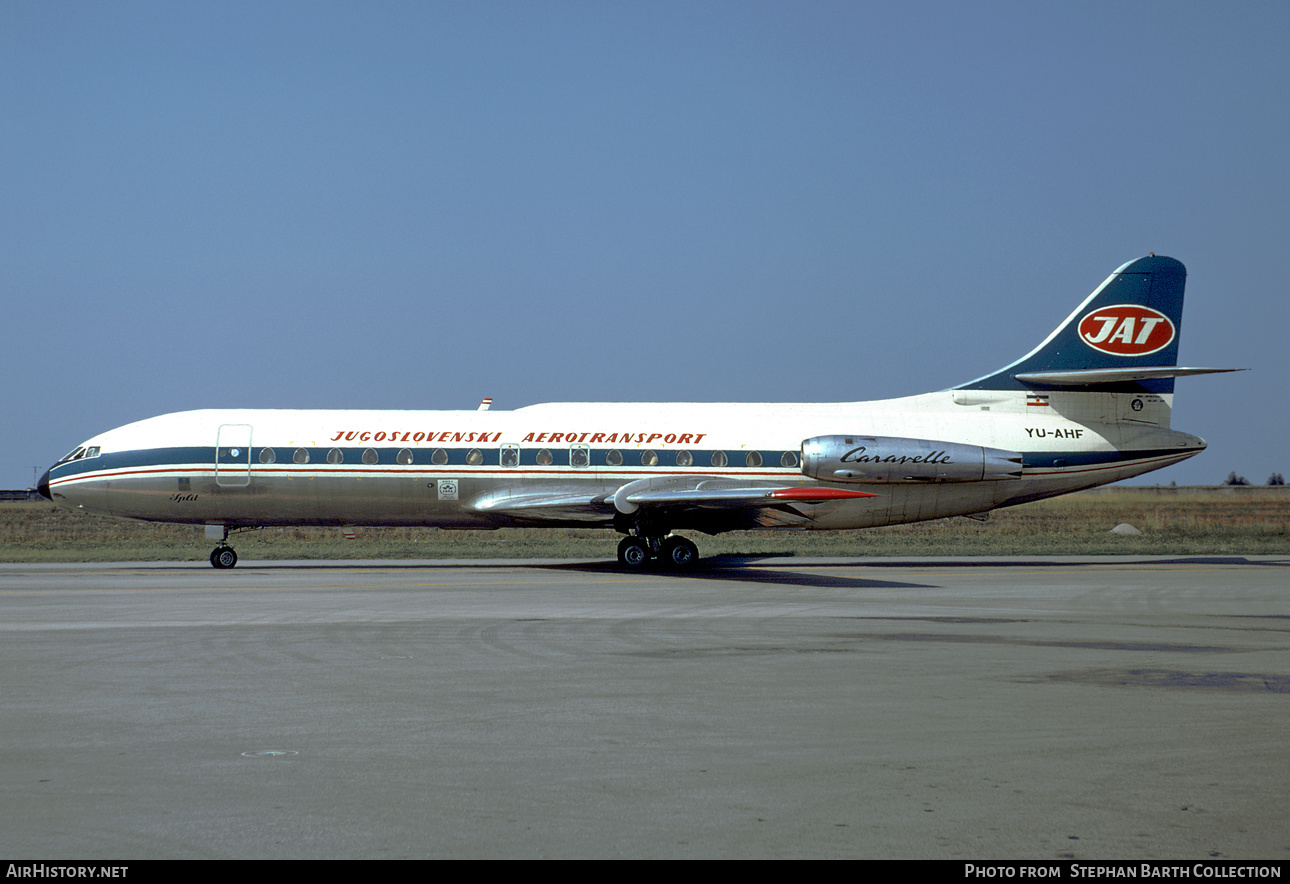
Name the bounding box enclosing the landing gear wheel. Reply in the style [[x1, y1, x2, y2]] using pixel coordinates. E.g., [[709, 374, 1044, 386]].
[[660, 536, 699, 570], [210, 546, 238, 569], [617, 537, 650, 569]]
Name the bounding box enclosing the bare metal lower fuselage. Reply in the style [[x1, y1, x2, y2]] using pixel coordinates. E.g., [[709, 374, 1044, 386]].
[[44, 392, 1205, 535]]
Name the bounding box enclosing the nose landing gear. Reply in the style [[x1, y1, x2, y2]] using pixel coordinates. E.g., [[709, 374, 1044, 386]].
[[206, 524, 238, 569], [210, 544, 238, 569]]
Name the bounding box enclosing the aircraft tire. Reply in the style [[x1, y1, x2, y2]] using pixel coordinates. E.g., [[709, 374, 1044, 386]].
[[660, 536, 699, 570], [210, 547, 238, 569], [617, 537, 650, 569]]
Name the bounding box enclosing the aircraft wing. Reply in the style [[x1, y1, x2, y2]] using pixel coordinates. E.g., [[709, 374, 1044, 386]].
[[469, 476, 878, 526], [469, 488, 617, 521]]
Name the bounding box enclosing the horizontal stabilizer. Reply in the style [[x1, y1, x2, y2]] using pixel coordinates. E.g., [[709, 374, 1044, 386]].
[[1014, 366, 1246, 387]]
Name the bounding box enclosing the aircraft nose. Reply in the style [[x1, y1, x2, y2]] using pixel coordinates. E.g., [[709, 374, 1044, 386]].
[[37, 468, 52, 501]]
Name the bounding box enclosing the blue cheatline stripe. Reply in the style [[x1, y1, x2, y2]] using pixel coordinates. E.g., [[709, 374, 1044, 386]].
[[50, 445, 800, 476], [52, 444, 1187, 487], [1019, 447, 1189, 469], [50, 447, 210, 478]]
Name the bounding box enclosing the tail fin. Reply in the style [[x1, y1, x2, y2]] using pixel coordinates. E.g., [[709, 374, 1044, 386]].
[[956, 255, 1190, 394]]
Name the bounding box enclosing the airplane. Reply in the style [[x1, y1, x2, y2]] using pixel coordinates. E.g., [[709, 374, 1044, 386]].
[[38, 254, 1241, 570]]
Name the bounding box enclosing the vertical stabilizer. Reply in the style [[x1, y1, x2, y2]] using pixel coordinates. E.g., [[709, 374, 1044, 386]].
[[955, 255, 1187, 394]]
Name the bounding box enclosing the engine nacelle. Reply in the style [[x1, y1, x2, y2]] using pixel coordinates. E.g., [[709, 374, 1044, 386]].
[[801, 435, 1023, 483]]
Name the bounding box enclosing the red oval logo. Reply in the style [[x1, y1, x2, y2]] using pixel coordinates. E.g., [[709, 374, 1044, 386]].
[[1077, 305, 1175, 356]]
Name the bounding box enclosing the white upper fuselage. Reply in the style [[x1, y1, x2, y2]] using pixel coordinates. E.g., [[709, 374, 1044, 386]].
[[45, 388, 1205, 532]]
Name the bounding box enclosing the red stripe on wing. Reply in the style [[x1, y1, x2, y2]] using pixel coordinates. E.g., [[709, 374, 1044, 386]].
[[768, 487, 881, 501]]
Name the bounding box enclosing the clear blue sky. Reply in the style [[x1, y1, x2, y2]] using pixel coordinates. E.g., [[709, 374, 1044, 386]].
[[3, 1, 1286, 488]]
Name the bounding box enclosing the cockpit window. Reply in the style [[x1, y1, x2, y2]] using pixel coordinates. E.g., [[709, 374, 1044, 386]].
[[54, 445, 102, 466], [56, 447, 86, 465]]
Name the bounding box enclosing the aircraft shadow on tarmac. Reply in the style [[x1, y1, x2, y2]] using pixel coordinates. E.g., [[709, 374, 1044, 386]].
[[95, 553, 1283, 591], [781, 555, 1286, 568], [536, 558, 939, 589], [130, 556, 934, 588]]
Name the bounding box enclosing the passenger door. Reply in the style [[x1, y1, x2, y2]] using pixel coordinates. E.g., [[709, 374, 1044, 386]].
[[215, 424, 253, 487]]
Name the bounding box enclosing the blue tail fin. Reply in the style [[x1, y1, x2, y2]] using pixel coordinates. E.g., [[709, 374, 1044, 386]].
[[956, 255, 1187, 394]]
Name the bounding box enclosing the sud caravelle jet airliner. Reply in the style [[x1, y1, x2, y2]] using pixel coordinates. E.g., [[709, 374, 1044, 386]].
[[39, 255, 1240, 570]]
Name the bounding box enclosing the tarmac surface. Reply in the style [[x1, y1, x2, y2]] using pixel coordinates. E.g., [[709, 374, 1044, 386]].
[[1, 555, 1287, 859]]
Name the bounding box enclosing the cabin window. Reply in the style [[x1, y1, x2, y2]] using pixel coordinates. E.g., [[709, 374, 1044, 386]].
[[535, 449, 553, 466], [327, 448, 344, 464], [781, 451, 798, 468], [500, 445, 519, 467], [605, 449, 623, 467], [431, 448, 448, 465], [397, 448, 414, 465], [640, 450, 658, 467], [259, 448, 276, 464], [293, 448, 309, 465], [675, 450, 693, 467], [362, 448, 379, 465], [745, 451, 762, 468], [466, 449, 483, 466], [570, 445, 589, 467], [710, 451, 728, 468]]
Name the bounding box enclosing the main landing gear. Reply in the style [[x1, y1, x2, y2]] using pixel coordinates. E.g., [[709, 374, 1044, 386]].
[[616, 534, 699, 570]]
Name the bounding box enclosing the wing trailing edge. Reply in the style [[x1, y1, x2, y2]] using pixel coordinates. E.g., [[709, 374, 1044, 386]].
[[620, 486, 880, 508]]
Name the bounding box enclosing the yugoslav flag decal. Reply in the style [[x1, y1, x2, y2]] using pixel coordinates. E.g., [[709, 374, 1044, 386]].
[[1077, 304, 1176, 356]]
